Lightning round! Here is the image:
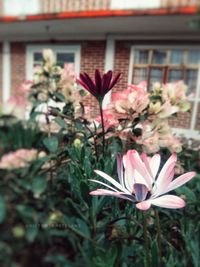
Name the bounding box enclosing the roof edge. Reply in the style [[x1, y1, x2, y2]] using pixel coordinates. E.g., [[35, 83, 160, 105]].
[[0, 6, 199, 23]]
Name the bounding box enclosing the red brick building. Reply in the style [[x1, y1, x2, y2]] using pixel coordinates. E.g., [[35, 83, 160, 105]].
[[0, 0, 200, 138]]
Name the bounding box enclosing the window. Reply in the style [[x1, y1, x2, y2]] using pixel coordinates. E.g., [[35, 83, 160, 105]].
[[26, 45, 81, 79], [129, 46, 200, 136], [130, 48, 200, 94]]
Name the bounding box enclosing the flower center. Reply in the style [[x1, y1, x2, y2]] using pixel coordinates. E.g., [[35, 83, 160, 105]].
[[133, 183, 149, 202]]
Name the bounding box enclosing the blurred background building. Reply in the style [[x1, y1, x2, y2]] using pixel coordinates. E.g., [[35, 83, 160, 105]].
[[0, 0, 200, 138]]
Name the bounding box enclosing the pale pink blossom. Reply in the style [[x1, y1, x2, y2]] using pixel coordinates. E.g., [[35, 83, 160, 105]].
[[156, 101, 179, 118], [162, 81, 191, 112], [159, 134, 182, 153], [162, 81, 186, 103], [117, 129, 133, 141], [109, 83, 149, 118], [136, 131, 160, 154], [95, 109, 118, 132], [3, 95, 27, 120], [90, 150, 196, 210], [149, 81, 191, 118], [0, 149, 38, 169], [19, 81, 32, 95], [43, 49, 55, 65], [133, 122, 161, 153], [134, 119, 182, 153], [61, 63, 76, 84], [35, 99, 66, 132]]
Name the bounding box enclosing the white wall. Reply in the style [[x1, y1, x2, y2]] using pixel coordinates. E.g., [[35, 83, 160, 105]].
[[4, 0, 40, 16], [111, 0, 161, 10]]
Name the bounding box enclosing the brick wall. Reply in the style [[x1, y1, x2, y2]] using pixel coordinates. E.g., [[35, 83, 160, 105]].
[[195, 104, 200, 130], [0, 44, 2, 102], [80, 40, 106, 117], [0, 0, 3, 17], [10, 43, 26, 96], [113, 41, 130, 92], [169, 108, 192, 129]]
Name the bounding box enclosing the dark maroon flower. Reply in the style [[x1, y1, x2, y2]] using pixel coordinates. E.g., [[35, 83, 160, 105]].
[[77, 69, 121, 102]]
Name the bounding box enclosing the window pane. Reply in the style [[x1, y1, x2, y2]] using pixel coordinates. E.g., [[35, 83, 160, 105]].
[[170, 50, 183, 64], [134, 50, 149, 64], [56, 53, 75, 67], [168, 69, 183, 82], [149, 68, 164, 85], [185, 69, 198, 94], [152, 50, 166, 64], [188, 51, 200, 64], [33, 52, 43, 62], [132, 68, 147, 84]]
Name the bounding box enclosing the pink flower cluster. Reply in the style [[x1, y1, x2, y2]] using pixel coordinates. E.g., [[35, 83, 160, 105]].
[[2, 81, 32, 120], [32, 49, 80, 106], [95, 81, 191, 153], [109, 82, 149, 120], [0, 149, 38, 169]]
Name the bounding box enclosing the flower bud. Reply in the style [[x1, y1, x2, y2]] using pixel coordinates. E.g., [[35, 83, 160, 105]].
[[12, 225, 25, 238], [73, 138, 83, 148]]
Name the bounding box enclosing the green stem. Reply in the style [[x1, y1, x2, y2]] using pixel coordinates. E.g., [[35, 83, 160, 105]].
[[99, 102, 105, 157], [46, 110, 53, 191], [142, 212, 151, 267], [86, 122, 99, 162], [155, 210, 162, 265]]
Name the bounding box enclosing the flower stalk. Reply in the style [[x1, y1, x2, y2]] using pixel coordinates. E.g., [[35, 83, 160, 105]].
[[155, 210, 162, 265], [99, 101, 105, 156], [142, 212, 151, 267]]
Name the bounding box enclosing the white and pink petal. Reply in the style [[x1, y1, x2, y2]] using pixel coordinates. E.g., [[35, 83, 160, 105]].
[[166, 171, 196, 193], [128, 150, 153, 188], [149, 195, 185, 209], [94, 170, 129, 193], [154, 153, 177, 195], [89, 189, 134, 201], [136, 200, 152, 210]]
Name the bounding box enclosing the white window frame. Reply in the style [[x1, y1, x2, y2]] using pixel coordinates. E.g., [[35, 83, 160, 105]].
[[128, 45, 200, 139], [26, 45, 81, 80]]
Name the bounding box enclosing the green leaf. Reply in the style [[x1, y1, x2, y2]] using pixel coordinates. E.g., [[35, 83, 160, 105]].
[[54, 92, 66, 102], [0, 195, 6, 223], [80, 181, 91, 205], [176, 186, 196, 202], [75, 120, 85, 131], [54, 117, 68, 129], [151, 240, 159, 267], [32, 176, 47, 196], [16, 205, 35, 220], [75, 218, 90, 237], [26, 226, 38, 242], [45, 255, 75, 267], [43, 136, 58, 152]]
